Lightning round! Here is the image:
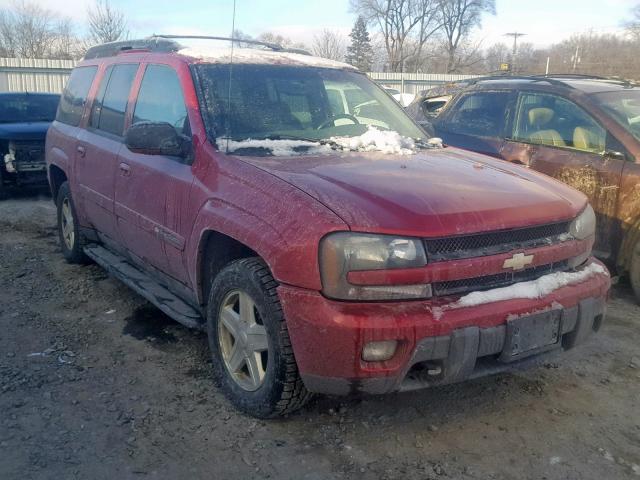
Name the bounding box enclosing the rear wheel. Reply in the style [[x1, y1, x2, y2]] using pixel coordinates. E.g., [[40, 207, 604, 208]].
[[206, 258, 312, 418], [630, 238, 640, 304], [56, 182, 87, 264]]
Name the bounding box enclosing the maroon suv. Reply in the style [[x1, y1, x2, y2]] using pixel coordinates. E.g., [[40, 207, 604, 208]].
[[46, 37, 610, 418]]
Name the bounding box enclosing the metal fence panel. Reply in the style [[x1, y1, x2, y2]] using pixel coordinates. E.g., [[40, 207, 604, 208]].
[[0, 57, 478, 96], [0, 58, 76, 93], [367, 72, 481, 95]]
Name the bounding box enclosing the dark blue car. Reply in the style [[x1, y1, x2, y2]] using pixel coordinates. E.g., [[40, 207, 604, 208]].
[[0, 92, 60, 198]]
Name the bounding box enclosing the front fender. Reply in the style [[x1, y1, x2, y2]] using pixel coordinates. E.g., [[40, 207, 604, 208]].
[[187, 191, 347, 304]]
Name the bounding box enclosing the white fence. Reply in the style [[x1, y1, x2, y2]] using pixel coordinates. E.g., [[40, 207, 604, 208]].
[[0, 57, 480, 95], [368, 72, 481, 95], [0, 58, 75, 93]]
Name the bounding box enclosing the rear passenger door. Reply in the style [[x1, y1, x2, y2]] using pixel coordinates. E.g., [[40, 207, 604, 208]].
[[507, 92, 626, 258], [115, 64, 194, 283], [76, 63, 139, 243], [434, 90, 513, 158]]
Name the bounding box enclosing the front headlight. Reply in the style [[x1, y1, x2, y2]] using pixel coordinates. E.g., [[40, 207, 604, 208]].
[[570, 204, 596, 240], [319, 232, 430, 300], [568, 204, 596, 268]]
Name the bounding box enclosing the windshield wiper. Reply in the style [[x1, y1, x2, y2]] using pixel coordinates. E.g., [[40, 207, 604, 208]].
[[249, 134, 341, 148]]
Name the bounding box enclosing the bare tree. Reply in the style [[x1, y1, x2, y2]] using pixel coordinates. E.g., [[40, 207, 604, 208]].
[[625, 4, 640, 41], [351, 0, 442, 72], [312, 30, 346, 61], [0, 1, 60, 57], [258, 32, 308, 51], [87, 0, 127, 45], [438, 0, 496, 73], [50, 18, 83, 59]]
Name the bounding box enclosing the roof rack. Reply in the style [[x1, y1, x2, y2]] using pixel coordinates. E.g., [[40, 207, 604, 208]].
[[83, 38, 181, 59], [153, 34, 312, 56], [152, 34, 283, 51], [82, 35, 311, 60]]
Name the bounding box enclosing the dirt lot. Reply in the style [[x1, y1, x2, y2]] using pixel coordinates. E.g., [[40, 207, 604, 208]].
[[1, 192, 639, 480]]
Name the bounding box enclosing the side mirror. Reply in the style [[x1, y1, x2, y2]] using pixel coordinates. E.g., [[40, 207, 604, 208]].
[[125, 122, 189, 157], [603, 150, 626, 162]]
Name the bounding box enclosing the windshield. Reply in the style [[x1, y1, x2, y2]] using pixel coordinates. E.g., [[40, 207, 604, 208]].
[[0, 94, 60, 124], [195, 64, 427, 155], [593, 89, 640, 142]]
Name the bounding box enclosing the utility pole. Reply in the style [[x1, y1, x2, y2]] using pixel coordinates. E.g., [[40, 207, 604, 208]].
[[504, 32, 526, 73], [572, 43, 581, 72]]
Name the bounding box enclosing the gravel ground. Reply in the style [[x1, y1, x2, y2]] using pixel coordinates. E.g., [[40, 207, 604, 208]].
[[1, 192, 639, 480]]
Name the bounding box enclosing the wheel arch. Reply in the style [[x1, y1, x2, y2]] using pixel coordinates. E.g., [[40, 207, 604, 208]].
[[196, 229, 260, 307], [48, 164, 68, 201]]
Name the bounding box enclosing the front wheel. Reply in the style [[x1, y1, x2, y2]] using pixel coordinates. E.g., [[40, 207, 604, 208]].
[[56, 182, 88, 264], [630, 238, 640, 304], [206, 258, 312, 418]]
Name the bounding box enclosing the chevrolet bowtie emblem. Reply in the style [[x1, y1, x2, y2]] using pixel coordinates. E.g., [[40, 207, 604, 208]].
[[503, 253, 534, 271]]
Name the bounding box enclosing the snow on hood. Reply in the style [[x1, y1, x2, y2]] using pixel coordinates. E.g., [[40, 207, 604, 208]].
[[331, 127, 417, 155], [178, 47, 356, 70], [219, 127, 442, 156], [220, 137, 333, 157]]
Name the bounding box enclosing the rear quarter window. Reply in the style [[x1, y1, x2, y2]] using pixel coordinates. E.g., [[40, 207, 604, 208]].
[[56, 66, 98, 126]]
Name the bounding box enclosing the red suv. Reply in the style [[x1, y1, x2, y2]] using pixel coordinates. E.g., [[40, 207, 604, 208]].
[[46, 37, 610, 418]]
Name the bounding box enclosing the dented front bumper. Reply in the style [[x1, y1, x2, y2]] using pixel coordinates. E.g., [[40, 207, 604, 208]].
[[279, 259, 610, 395]]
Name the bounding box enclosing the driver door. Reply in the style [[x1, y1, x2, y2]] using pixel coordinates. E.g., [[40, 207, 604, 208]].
[[115, 63, 195, 283]]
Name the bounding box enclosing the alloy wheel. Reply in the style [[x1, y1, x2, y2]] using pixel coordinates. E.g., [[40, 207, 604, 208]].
[[61, 198, 75, 250], [218, 289, 269, 391]]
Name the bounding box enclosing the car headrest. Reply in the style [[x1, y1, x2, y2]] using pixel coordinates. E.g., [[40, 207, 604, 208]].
[[528, 107, 555, 127]]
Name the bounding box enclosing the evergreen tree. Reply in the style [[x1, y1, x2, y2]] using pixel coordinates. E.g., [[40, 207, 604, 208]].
[[345, 16, 373, 71]]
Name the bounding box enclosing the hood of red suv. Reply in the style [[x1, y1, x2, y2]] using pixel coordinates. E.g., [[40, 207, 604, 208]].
[[235, 147, 587, 237]]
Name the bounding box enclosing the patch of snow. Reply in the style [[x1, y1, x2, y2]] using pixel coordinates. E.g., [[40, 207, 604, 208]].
[[178, 47, 355, 70], [454, 262, 608, 309], [220, 127, 426, 156], [330, 126, 417, 155], [427, 137, 443, 148], [557, 233, 573, 242], [392, 92, 416, 107], [219, 137, 333, 157]]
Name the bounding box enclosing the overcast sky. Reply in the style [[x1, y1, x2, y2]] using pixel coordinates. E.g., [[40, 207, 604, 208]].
[[5, 0, 638, 48]]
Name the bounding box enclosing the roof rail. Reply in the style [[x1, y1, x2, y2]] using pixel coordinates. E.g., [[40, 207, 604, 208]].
[[83, 38, 182, 59], [152, 34, 312, 56], [82, 35, 312, 60], [151, 34, 283, 51]]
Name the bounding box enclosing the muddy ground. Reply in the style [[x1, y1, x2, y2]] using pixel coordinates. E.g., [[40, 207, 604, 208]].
[[1, 191, 639, 480]]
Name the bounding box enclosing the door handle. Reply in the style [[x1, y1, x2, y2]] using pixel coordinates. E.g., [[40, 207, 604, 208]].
[[119, 162, 131, 176], [76, 145, 86, 157]]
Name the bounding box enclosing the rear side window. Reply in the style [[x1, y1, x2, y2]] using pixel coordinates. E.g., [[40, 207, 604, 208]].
[[443, 91, 510, 138], [56, 66, 97, 126], [91, 63, 138, 136], [133, 65, 188, 134]]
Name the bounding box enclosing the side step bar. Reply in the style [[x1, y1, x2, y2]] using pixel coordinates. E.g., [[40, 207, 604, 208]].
[[84, 245, 204, 330]]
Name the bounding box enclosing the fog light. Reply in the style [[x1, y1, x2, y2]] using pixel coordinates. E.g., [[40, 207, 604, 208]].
[[362, 340, 398, 362]]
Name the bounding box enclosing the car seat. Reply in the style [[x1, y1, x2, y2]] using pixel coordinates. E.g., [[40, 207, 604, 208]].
[[527, 107, 566, 147], [573, 126, 605, 152]]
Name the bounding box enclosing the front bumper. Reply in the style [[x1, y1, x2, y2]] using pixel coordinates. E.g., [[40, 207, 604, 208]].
[[278, 259, 610, 395]]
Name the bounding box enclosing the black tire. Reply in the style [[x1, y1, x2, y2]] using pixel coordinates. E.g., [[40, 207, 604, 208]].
[[206, 257, 312, 418], [631, 238, 640, 304], [56, 181, 88, 264]]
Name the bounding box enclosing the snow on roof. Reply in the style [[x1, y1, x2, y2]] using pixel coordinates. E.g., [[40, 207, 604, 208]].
[[178, 46, 357, 70]]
